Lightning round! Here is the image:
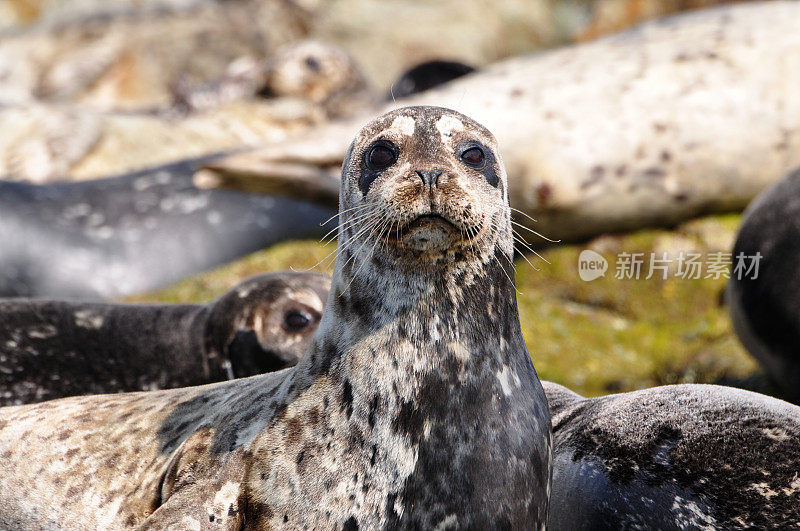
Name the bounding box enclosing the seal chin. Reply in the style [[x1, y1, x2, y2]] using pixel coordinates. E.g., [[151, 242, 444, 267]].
[[391, 214, 459, 252]]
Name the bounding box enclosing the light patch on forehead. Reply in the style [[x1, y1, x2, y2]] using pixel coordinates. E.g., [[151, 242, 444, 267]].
[[435, 115, 465, 140], [389, 115, 416, 137]]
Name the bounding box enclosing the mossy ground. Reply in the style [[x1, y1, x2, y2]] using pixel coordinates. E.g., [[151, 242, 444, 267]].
[[127, 214, 766, 398]]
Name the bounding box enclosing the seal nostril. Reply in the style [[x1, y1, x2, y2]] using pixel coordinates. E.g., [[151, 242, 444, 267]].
[[415, 169, 444, 187]]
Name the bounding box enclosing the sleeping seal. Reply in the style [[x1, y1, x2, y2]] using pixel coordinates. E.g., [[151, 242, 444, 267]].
[[203, 2, 800, 243], [0, 154, 334, 298], [0, 271, 330, 406], [728, 167, 800, 400], [0, 106, 551, 528], [544, 381, 800, 529]]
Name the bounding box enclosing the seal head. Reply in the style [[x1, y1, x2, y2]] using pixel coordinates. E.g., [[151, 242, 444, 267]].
[[338, 105, 510, 271], [208, 271, 330, 377]]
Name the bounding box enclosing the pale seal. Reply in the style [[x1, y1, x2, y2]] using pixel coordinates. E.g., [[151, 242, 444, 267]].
[[0, 154, 334, 298], [204, 2, 800, 243], [176, 40, 373, 118], [544, 381, 800, 529], [0, 271, 330, 406], [728, 167, 800, 400], [0, 106, 551, 529]]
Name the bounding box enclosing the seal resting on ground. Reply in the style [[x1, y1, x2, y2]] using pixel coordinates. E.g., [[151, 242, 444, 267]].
[[0, 106, 552, 528], [203, 1, 800, 243], [175, 40, 374, 119], [728, 167, 800, 401], [0, 271, 329, 406], [544, 381, 800, 529], [0, 155, 334, 298]]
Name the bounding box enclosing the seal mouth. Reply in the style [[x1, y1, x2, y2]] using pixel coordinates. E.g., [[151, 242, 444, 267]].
[[404, 214, 456, 232], [386, 213, 462, 253]]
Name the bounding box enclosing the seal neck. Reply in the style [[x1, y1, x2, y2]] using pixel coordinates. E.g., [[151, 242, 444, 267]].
[[297, 243, 528, 385], [290, 243, 551, 527]]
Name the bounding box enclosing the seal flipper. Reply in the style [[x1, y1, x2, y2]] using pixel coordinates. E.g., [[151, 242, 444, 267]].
[[145, 429, 247, 529]]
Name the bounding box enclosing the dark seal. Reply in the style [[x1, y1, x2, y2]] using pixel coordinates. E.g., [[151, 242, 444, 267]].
[[544, 381, 800, 529], [0, 271, 330, 406], [0, 106, 551, 529], [388, 60, 476, 99], [728, 167, 800, 400], [0, 154, 335, 298]]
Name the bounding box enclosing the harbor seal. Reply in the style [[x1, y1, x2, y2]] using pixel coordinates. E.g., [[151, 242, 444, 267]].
[[728, 167, 800, 400], [203, 1, 800, 243], [544, 381, 800, 529], [175, 40, 374, 118], [0, 106, 551, 528], [0, 271, 330, 406], [0, 154, 334, 298]]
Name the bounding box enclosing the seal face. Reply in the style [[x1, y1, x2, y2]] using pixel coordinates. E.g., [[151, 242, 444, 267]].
[[0, 271, 330, 405], [0, 106, 550, 529], [544, 382, 800, 529]]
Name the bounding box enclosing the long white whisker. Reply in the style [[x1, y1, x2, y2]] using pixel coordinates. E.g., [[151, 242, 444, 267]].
[[319, 204, 371, 227], [339, 213, 388, 273], [311, 211, 383, 272], [343, 218, 392, 293], [337, 213, 383, 258], [320, 209, 379, 243], [510, 220, 561, 243], [491, 251, 522, 295], [509, 207, 538, 224], [512, 230, 551, 265]]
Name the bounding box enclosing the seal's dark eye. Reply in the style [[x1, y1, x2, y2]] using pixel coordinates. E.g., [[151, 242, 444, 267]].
[[283, 310, 312, 332], [367, 145, 397, 170], [461, 147, 485, 167], [305, 56, 321, 72]]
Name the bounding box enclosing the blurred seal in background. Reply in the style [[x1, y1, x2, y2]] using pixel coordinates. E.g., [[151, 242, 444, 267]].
[[728, 168, 800, 401], [0, 154, 335, 298], [205, 2, 800, 244], [0, 271, 330, 405]]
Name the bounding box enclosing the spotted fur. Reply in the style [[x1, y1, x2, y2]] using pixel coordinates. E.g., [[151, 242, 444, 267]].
[[544, 382, 800, 529], [0, 106, 551, 529]]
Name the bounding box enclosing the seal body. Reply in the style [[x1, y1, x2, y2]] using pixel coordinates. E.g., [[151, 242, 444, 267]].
[[728, 168, 800, 400], [0, 155, 334, 298], [544, 381, 800, 529], [0, 106, 551, 529], [0, 272, 329, 405]]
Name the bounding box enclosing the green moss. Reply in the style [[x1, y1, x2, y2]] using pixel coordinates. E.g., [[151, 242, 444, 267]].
[[123, 240, 337, 304], [129, 214, 760, 398]]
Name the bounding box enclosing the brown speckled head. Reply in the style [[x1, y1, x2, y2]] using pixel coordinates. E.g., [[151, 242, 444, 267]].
[[209, 271, 331, 374], [338, 106, 513, 272], [263, 40, 372, 117]]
